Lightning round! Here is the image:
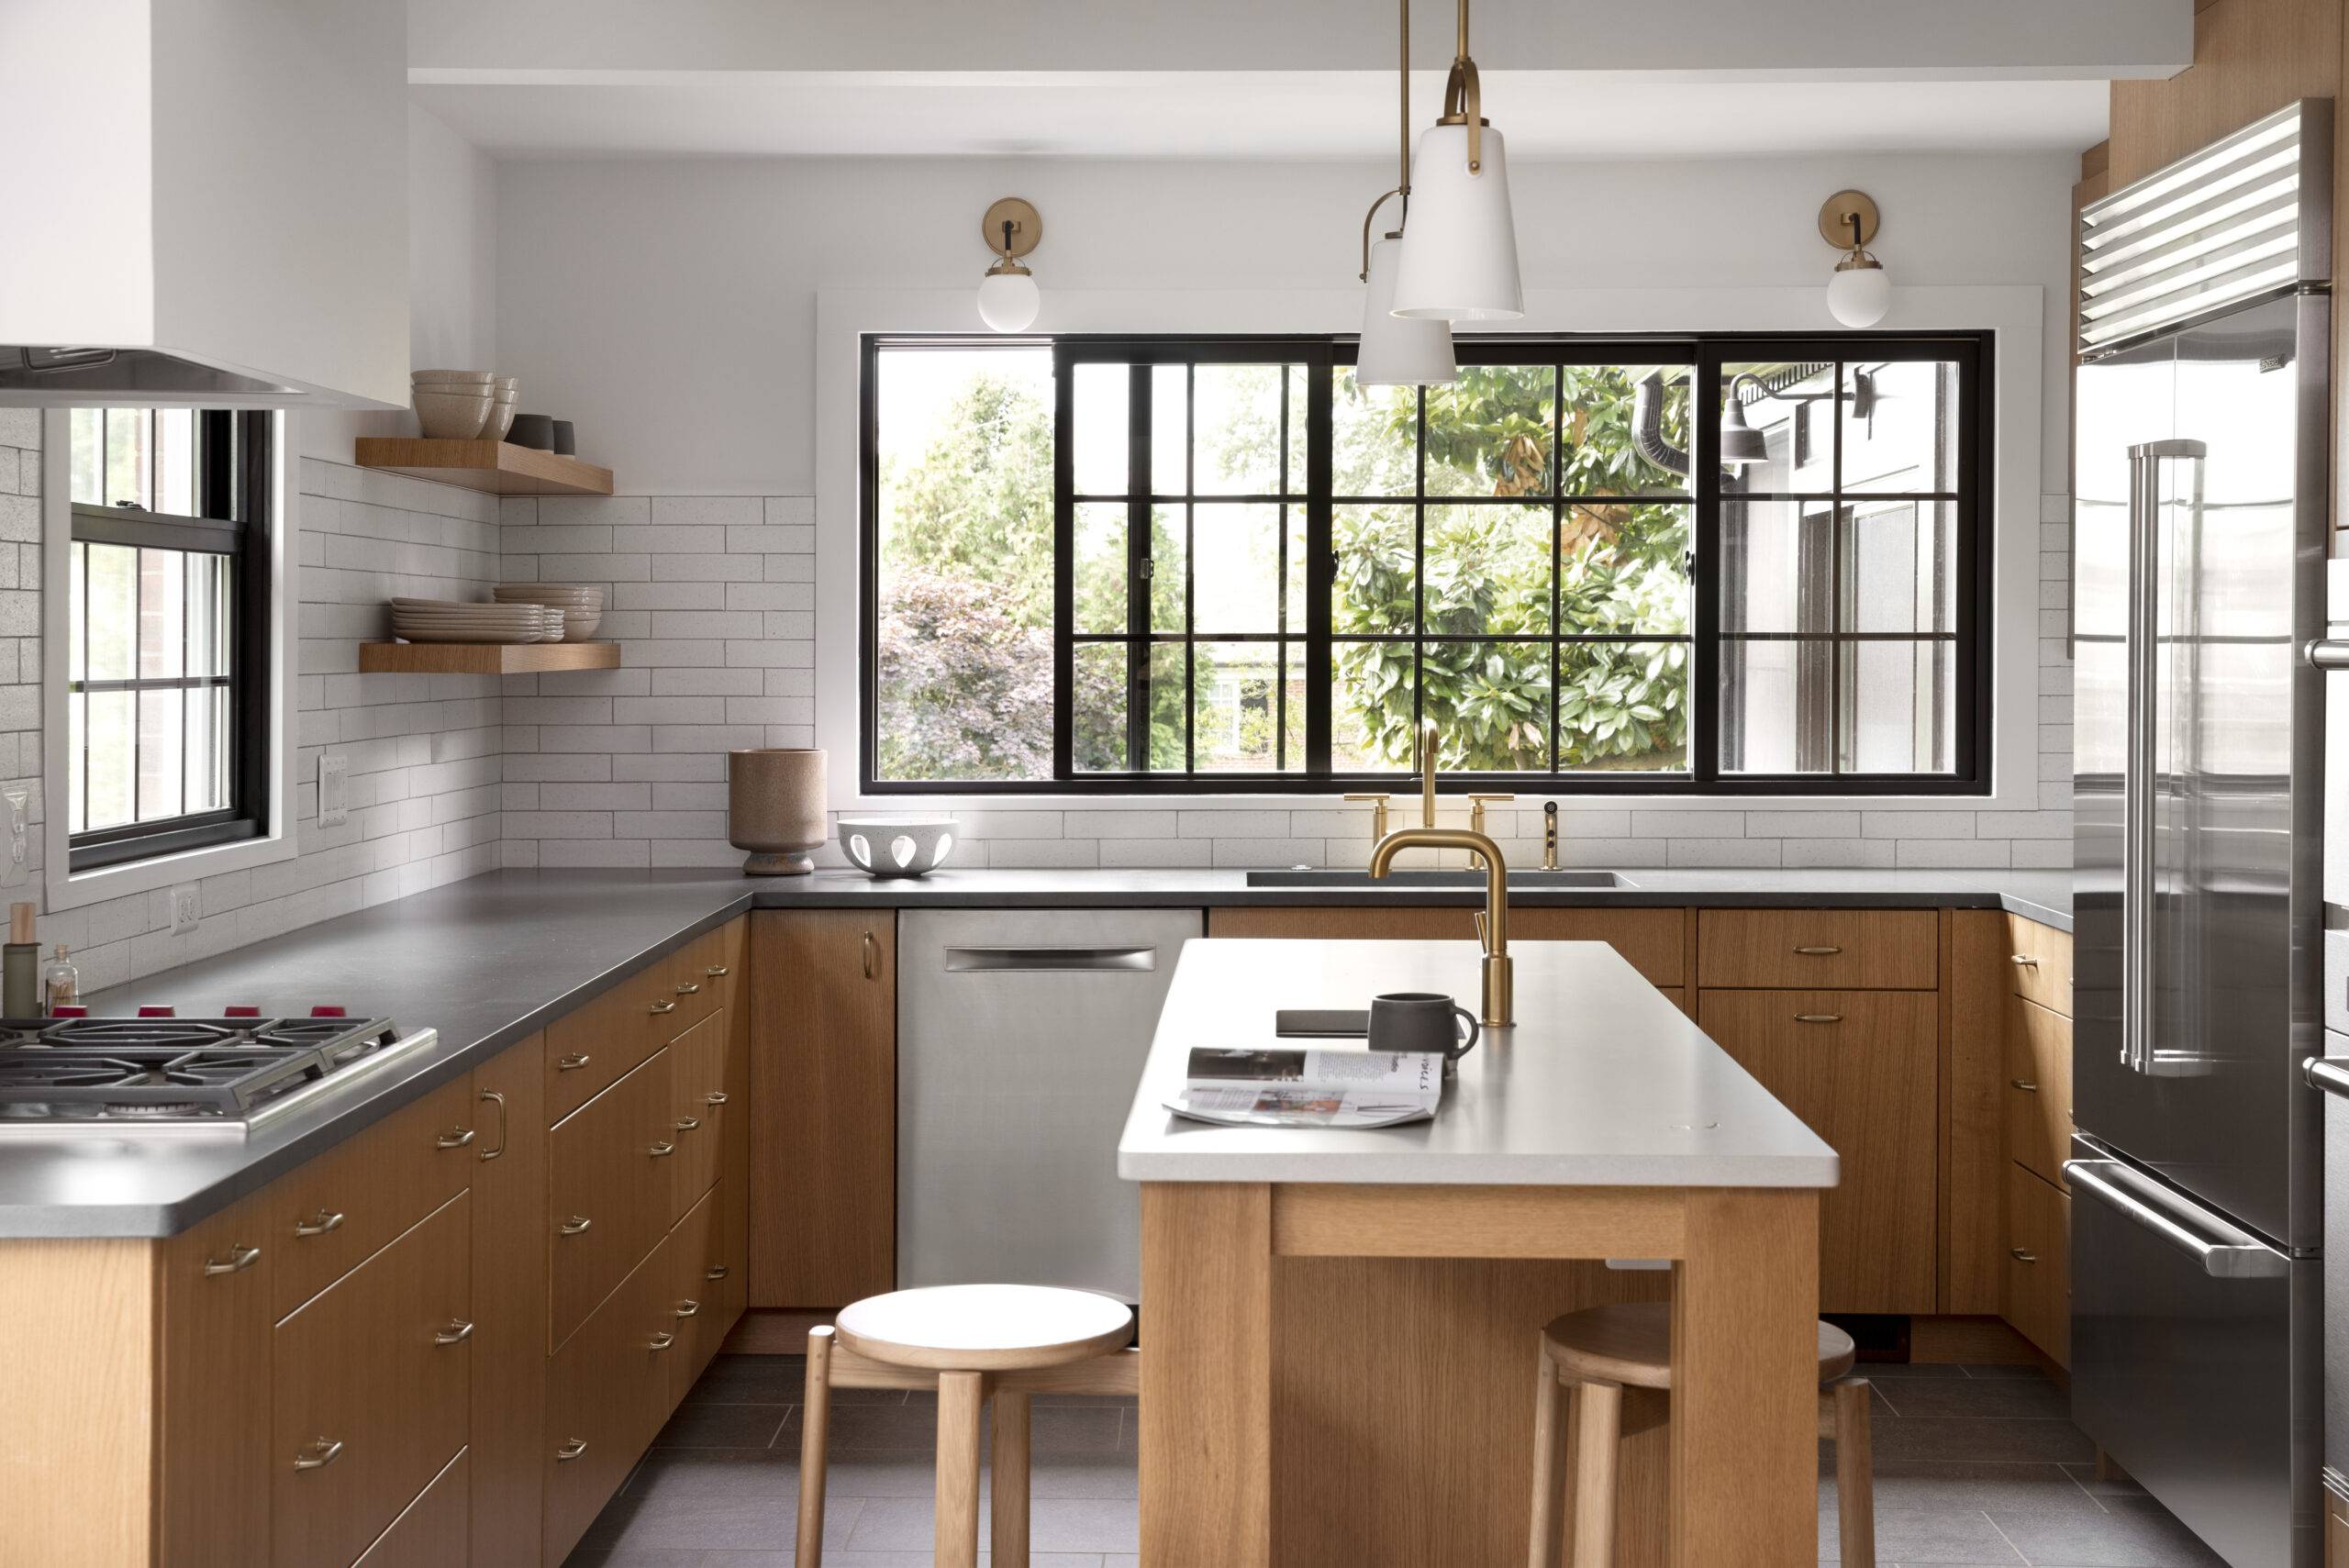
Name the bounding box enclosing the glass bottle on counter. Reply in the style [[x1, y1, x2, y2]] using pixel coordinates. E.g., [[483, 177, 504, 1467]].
[[42, 944, 78, 1014]]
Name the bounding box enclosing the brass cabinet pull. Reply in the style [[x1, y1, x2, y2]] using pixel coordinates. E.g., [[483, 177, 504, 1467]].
[[649, 1139, 677, 1158], [437, 1127, 477, 1151], [1791, 945, 1843, 956], [294, 1209, 345, 1238], [2010, 953, 2041, 968], [704, 1090, 730, 1106], [862, 929, 879, 981], [674, 982, 701, 996], [558, 1215, 593, 1236], [2010, 1078, 2040, 1093], [674, 1299, 702, 1318], [674, 1116, 701, 1132], [650, 999, 678, 1016], [705, 1262, 730, 1281], [478, 1088, 508, 1161], [204, 1244, 262, 1277], [554, 1438, 588, 1462], [1794, 1013, 1843, 1025], [434, 1319, 475, 1346], [2010, 1248, 2038, 1264], [648, 1330, 677, 1351], [292, 1437, 344, 1472], [706, 964, 730, 978], [558, 1051, 592, 1072]]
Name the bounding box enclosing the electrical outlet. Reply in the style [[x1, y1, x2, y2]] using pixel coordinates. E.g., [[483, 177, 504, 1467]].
[[170, 883, 200, 936], [318, 751, 349, 828], [0, 786, 27, 889]]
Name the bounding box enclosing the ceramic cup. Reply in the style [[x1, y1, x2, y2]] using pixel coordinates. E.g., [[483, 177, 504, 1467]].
[[1367, 991, 1478, 1070], [551, 419, 575, 455], [508, 413, 555, 450]]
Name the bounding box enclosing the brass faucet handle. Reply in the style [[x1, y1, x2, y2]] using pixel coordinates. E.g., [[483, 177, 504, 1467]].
[[1465, 793, 1515, 836], [1343, 793, 1392, 842]]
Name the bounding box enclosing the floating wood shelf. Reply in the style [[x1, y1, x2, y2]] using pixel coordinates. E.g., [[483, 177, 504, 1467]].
[[359, 640, 622, 674], [353, 438, 615, 496]]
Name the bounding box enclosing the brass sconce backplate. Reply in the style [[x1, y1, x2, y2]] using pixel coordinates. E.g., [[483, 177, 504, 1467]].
[[1818, 189, 1880, 249], [982, 197, 1042, 258]]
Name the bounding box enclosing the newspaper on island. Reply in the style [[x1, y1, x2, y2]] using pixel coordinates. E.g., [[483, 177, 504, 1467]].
[[1164, 1046, 1445, 1129]]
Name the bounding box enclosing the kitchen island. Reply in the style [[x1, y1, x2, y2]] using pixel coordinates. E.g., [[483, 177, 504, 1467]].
[[1118, 937, 1840, 1568]]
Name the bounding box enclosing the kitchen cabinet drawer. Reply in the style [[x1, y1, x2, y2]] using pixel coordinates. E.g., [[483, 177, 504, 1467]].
[[1204, 905, 1687, 988], [2005, 915, 2073, 1017], [667, 1008, 727, 1223], [545, 1233, 674, 1566], [273, 1073, 477, 1318], [664, 1183, 728, 1409], [701, 915, 747, 1017], [658, 928, 724, 1036], [2004, 1163, 2070, 1368], [1697, 909, 1938, 990], [273, 1191, 471, 1568], [546, 966, 692, 1124], [551, 1048, 674, 1351], [2005, 995, 2074, 1189], [1698, 989, 1939, 1313], [352, 1447, 468, 1568], [156, 1184, 275, 1566]]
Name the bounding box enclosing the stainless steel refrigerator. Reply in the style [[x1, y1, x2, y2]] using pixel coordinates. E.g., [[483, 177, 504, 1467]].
[[2071, 98, 2332, 1568]]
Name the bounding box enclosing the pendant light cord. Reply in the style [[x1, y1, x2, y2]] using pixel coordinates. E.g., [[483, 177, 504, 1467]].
[[1438, 0, 1484, 174], [1357, 0, 1414, 281]]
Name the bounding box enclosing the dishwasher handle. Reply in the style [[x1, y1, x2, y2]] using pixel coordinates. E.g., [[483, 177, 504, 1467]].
[[943, 945, 1159, 973], [2064, 1158, 2290, 1279]]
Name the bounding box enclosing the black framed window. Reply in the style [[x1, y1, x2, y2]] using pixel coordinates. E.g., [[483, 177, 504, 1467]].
[[861, 330, 1988, 795], [67, 407, 272, 870]]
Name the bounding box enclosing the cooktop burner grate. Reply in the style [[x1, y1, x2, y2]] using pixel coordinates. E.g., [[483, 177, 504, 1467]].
[[0, 1018, 401, 1116]]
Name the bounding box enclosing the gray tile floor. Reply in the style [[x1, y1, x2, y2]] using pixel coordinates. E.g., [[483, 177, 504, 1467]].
[[564, 1355, 2223, 1567]]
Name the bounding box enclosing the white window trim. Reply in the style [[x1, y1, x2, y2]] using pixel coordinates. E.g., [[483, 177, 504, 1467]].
[[40, 406, 299, 912]]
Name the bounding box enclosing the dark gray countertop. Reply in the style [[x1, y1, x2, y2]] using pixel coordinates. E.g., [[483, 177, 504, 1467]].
[[0, 865, 2069, 1238]]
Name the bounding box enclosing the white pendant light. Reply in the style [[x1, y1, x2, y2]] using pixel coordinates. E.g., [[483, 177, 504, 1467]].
[[1820, 189, 1891, 328], [1353, 0, 1455, 386], [1390, 0, 1522, 322], [976, 197, 1042, 333]]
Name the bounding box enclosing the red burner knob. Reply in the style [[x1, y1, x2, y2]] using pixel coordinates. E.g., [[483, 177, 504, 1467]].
[[309, 1006, 347, 1018], [50, 1006, 86, 1018], [224, 1006, 262, 1018], [137, 1006, 174, 1018]]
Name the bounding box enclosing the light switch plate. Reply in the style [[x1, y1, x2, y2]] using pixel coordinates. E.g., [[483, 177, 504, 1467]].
[[170, 883, 200, 936], [0, 786, 27, 888], [318, 751, 349, 828]]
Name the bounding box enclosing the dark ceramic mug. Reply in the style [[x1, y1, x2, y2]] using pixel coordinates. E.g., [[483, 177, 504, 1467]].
[[1367, 991, 1478, 1069], [508, 413, 555, 450]]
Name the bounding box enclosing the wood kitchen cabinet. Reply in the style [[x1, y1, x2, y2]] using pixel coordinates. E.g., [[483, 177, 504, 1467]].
[[550, 1048, 675, 1351], [469, 1032, 548, 1568], [749, 909, 897, 1307], [1205, 904, 1687, 988]]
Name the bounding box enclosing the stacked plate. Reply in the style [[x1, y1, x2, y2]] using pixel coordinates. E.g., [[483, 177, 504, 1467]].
[[388, 598, 558, 645], [492, 584, 604, 640]]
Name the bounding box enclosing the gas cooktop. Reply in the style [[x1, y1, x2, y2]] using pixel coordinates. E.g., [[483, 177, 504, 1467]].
[[0, 1016, 439, 1138]]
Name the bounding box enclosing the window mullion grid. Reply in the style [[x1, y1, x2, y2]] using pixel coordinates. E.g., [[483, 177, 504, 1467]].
[[1049, 342, 1076, 780], [1831, 361, 1847, 776], [1275, 365, 1290, 772], [1410, 384, 1427, 752], [1184, 365, 1197, 776], [1549, 364, 1564, 776], [1304, 354, 1333, 773], [1691, 350, 1724, 785], [1125, 362, 1152, 773]]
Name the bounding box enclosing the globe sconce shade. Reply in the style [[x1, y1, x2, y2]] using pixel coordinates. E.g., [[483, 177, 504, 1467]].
[[1826, 256, 1892, 328], [976, 196, 1043, 334], [1390, 122, 1524, 321], [1357, 234, 1457, 387]]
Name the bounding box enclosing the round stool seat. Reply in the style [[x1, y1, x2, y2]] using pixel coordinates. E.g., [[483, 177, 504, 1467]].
[[1540, 1302, 1855, 1389], [834, 1284, 1133, 1373]]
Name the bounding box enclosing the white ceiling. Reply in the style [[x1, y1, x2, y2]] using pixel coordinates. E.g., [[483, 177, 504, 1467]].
[[411, 72, 2110, 162]]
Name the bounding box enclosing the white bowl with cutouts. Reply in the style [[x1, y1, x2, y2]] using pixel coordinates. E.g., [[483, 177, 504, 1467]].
[[837, 817, 958, 878]]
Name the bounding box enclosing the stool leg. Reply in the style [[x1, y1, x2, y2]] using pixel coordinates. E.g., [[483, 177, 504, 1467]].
[[1569, 1379, 1620, 1568], [992, 1387, 1033, 1568], [935, 1370, 986, 1568], [796, 1327, 835, 1568], [1832, 1377, 1874, 1568], [1527, 1341, 1564, 1568]]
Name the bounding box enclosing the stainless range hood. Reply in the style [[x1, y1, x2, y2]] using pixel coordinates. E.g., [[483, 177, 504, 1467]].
[[0, 347, 309, 406]]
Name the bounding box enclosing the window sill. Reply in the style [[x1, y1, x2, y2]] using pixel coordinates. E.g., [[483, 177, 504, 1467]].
[[44, 825, 295, 914]]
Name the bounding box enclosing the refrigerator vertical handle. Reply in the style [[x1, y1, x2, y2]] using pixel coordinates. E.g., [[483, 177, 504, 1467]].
[[2121, 439, 2206, 1076]]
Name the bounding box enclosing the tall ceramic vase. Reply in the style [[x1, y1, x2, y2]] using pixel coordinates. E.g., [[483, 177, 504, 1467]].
[[728, 749, 827, 875]]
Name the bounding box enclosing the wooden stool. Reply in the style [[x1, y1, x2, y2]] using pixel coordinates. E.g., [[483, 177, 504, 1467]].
[[1526, 1302, 1874, 1568], [796, 1284, 1137, 1568]]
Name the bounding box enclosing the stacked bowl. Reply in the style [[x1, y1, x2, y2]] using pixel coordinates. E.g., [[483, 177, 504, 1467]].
[[492, 584, 604, 641], [388, 598, 557, 644], [412, 370, 520, 439]]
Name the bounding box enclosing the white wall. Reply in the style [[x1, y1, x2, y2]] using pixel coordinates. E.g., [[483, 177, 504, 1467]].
[[406, 106, 501, 377]]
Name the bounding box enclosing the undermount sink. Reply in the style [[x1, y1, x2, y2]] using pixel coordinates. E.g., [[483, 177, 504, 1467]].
[[1244, 868, 1633, 890]]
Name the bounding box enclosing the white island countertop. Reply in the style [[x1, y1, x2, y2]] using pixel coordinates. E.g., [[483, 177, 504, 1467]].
[[1117, 938, 1839, 1188]]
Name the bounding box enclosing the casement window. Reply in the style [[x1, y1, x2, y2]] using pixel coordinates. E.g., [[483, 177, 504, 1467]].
[[862, 331, 1987, 795], [65, 407, 272, 869]]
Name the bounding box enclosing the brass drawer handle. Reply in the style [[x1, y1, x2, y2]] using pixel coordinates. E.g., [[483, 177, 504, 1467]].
[[675, 1116, 701, 1132], [2010, 953, 2041, 968], [558, 1215, 593, 1237], [558, 1051, 592, 1072], [706, 1262, 730, 1281], [706, 964, 730, 977], [554, 1438, 588, 1462], [2010, 1078, 2040, 1093], [704, 1090, 729, 1106], [2010, 1248, 2038, 1264], [1794, 1013, 1843, 1025], [294, 1209, 345, 1238], [649, 1139, 677, 1158], [478, 1088, 507, 1160], [862, 929, 879, 981], [292, 1437, 344, 1472], [437, 1127, 477, 1150], [674, 982, 701, 995], [204, 1244, 262, 1277], [674, 1298, 702, 1318], [648, 1330, 677, 1351], [434, 1318, 475, 1346], [1791, 945, 1843, 956], [650, 999, 678, 1016]]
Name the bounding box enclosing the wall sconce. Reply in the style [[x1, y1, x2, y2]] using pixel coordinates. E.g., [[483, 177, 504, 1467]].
[[976, 197, 1042, 333], [1720, 373, 1771, 466], [1820, 190, 1890, 328]]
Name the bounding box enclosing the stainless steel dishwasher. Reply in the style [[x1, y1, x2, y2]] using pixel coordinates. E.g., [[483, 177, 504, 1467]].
[[897, 907, 1200, 1303]]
